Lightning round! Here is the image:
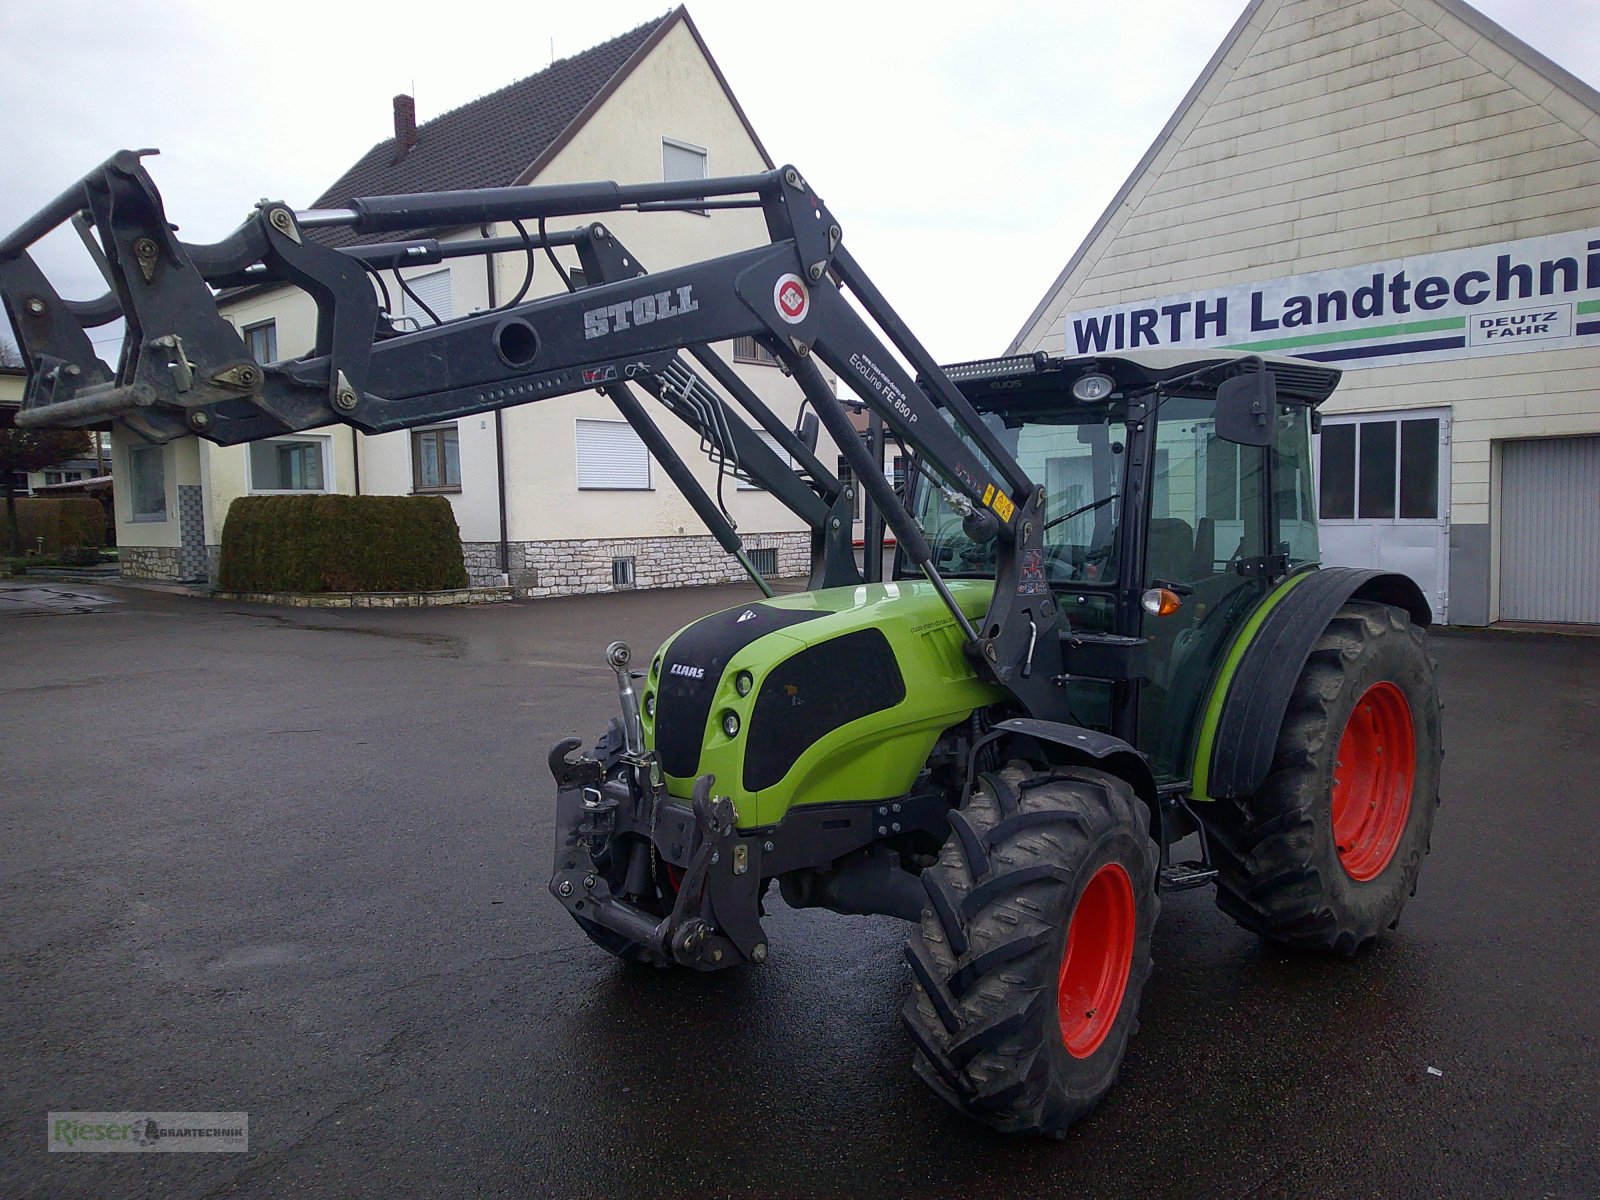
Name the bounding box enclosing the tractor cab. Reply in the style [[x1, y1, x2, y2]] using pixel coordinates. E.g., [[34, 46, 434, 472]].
[[904, 350, 1338, 782]]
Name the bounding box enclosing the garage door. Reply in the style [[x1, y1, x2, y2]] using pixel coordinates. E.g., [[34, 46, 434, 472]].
[[1500, 435, 1600, 625]]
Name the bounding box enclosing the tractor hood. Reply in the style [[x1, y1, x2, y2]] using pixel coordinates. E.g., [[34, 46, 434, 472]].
[[639, 580, 1005, 828]]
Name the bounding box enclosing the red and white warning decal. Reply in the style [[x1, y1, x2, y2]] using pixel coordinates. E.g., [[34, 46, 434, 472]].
[[773, 273, 809, 325]]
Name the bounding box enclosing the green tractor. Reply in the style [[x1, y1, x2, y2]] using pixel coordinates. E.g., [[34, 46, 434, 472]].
[[2, 155, 1440, 1137], [551, 348, 1440, 1137]]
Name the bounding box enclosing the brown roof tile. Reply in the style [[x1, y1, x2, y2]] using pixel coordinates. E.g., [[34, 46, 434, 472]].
[[307, 12, 673, 248]]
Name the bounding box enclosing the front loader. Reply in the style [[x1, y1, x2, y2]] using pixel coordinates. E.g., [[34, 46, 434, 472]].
[[1, 151, 1441, 1137]]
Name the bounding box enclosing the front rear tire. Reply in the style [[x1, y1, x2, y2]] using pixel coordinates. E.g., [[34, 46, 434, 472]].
[[904, 765, 1159, 1137], [1208, 599, 1442, 954]]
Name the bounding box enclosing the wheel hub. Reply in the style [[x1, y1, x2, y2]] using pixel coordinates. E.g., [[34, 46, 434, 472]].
[[1331, 680, 1416, 881], [1057, 862, 1136, 1058]]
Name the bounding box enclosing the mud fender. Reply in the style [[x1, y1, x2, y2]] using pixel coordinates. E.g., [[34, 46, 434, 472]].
[[1204, 567, 1431, 800]]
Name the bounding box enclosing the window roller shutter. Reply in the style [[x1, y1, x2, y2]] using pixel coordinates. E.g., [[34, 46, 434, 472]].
[[575, 420, 651, 489], [403, 269, 453, 324]]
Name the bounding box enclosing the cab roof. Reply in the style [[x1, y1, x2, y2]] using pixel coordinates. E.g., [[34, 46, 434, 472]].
[[939, 348, 1342, 407]]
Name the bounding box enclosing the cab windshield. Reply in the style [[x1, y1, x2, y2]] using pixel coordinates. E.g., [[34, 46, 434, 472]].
[[914, 406, 1129, 585]]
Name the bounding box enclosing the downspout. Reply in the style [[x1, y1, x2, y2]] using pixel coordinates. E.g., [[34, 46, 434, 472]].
[[484, 222, 510, 580], [351, 427, 361, 495]]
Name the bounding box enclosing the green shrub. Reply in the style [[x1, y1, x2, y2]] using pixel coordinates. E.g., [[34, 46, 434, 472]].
[[217, 495, 469, 593], [13, 497, 106, 553], [0, 552, 101, 573]]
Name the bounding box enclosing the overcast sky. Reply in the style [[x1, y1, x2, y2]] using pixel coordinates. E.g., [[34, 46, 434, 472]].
[[2, 0, 1596, 364]]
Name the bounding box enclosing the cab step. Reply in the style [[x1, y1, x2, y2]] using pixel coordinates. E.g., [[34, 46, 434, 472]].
[[1159, 861, 1218, 891]]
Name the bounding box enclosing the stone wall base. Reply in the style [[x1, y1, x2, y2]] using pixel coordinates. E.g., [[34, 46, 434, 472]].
[[120, 546, 184, 582], [211, 587, 512, 608], [461, 532, 811, 597], [142, 533, 812, 595]]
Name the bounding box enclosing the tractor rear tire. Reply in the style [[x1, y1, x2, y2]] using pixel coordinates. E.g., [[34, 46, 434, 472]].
[[1208, 600, 1441, 954], [904, 764, 1159, 1138]]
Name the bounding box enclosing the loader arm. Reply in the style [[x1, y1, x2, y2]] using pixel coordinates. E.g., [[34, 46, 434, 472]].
[[0, 150, 1064, 711]]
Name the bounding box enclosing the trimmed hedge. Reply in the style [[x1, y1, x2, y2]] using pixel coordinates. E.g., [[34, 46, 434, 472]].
[[218, 495, 469, 593], [11, 497, 106, 553]]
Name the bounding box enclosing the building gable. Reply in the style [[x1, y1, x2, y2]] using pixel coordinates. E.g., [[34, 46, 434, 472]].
[[300, 7, 772, 252], [1012, 0, 1600, 353]]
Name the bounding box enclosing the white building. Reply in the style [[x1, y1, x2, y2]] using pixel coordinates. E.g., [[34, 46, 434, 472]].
[[1012, 0, 1600, 626], [114, 8, 840, 594]]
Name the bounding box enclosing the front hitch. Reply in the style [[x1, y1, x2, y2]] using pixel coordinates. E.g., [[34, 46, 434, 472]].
[[547, 748, 769, 970]]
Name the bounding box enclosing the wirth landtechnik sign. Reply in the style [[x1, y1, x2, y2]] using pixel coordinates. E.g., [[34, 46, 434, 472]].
[[1062, 228, 1600, 369]]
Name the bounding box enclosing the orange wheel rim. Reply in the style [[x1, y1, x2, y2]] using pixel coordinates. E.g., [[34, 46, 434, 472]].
[[1057, 862, 1136, 1058], [1331, 681, 1415, 881]]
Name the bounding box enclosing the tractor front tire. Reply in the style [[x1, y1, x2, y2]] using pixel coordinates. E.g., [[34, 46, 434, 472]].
[[904, 765, 1159, 1138], [1209, 599, 1441, 954]]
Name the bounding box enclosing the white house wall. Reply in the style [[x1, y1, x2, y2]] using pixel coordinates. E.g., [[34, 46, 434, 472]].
[[109, 425, 208, 581], [1013, 0, 1600, 625], [345, 226, 500, 545], [202, 230, 488, 547], [496, 18, 837, 551]]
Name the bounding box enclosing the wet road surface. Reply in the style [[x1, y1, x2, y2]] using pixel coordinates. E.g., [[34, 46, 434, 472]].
[[2, 581, 1597, 1198]]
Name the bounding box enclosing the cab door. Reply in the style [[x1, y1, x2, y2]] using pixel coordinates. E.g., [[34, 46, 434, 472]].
[[1137, 396, 1270, 782]]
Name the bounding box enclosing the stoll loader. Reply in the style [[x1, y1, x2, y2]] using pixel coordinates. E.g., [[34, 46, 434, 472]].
[[2, 150, 1440, 1137]]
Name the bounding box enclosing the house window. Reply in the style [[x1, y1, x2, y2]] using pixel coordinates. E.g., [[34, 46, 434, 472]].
[[663, 137, 708, 215], [8, 470, 30, 494], [733, 336, 780, 366], [44, 470, 86, 485], [243, 320, 277, 363], [128, 444, 166, 520], [575, 419, 652, 490], [401, 268, 453, 327], [737, 431, 793, 490], [1398, 418, 1441, 519], [412, 425, 461, 492], [747, 547, 778, 576], [248, 436, 330, 492]]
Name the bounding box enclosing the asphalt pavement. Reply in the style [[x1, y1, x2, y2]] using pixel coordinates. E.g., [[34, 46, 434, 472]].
[[2, 579, 1597, 1198]]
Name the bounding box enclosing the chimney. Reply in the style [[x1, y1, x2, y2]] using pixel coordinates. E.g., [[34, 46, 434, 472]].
[[393, 94, 417, 160]]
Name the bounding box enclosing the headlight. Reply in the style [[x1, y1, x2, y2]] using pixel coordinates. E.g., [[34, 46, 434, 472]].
[[734, 670, 754, 697], [643, 693, 655, 717], [721, 711, 741, 737], [1072, 372, 1114, 402]]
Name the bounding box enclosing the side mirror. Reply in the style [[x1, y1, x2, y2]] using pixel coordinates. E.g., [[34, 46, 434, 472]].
[[797, 411, 819, 453], [1215, 368, 1276, 447]]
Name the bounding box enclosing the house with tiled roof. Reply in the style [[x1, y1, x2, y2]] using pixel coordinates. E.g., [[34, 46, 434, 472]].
[[113, 7, 839, 592]]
